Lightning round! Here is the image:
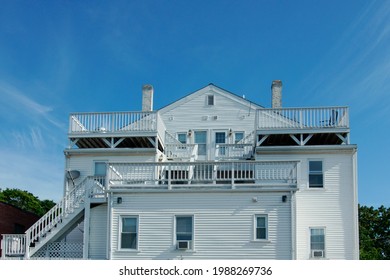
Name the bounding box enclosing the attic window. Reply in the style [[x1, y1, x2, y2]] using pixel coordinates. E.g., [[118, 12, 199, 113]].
[[207, 95, 214, 106]]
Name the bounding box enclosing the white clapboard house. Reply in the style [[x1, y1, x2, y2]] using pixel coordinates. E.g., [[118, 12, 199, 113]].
[[1, 82, 359, 259]]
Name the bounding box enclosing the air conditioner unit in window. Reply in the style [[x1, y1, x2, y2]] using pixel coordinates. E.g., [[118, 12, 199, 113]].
[[177, 241, 190, 250], [311, 250, 324, 258]]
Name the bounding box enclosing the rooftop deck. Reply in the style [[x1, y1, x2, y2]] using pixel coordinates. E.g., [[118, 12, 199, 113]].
[[68, 106, 350, 150], [256, 107, 349, 133]]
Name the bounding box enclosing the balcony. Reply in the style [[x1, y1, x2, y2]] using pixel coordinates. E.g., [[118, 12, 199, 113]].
[[68, 111, 166, 149], [256, 107, 349, 132], [107, 161, 298, 190], [255, 107, 350, 146], [215, 144, 254, 160]]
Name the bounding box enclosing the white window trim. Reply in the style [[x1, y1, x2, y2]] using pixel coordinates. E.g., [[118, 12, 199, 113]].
[[253, 214, 269, 242], [174, 215, 195, 251], [118, 215, 139, 252], [308, 159, 325, 189], [309, 227, 326, 259]]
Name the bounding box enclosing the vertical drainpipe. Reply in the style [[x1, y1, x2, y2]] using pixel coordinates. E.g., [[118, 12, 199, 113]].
[[107, 193, 112, 260]]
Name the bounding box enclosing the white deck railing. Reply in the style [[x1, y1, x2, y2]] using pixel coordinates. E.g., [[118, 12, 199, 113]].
[[165, 143, 198, 160], [108, 161, 297, 188], [69, 111, 161, 134], [256, 107, 349, 130], [215, 144, 254, 160], [1, 234, 26, 257]]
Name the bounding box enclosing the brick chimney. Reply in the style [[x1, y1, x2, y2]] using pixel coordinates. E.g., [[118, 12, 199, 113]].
[[142, 84, 153, 111], [271, 80, 282, 108]]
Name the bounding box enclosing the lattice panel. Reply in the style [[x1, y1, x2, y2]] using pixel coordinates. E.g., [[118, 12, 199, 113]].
[[32, 242, 83, 259]]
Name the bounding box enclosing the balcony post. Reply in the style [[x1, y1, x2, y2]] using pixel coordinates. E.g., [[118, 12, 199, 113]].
[[168, 164, 172, 190], [231, 163, 235, 189]]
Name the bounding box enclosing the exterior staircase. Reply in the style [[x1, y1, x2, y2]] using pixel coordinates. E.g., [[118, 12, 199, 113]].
[[1, 177, 106, 259]]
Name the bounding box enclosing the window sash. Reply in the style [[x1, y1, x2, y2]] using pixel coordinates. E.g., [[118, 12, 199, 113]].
[[94, 162, 107, 176], [177, 133, 187, 144], [121, 217, 137, 249], [234, 132, 244, 144], [309, 161, 323, 188], [176, 216, 193, 241], [255, 216, 267, 240]]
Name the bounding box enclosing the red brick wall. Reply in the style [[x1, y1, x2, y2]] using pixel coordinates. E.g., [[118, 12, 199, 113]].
[[0, 202, 40, 256]]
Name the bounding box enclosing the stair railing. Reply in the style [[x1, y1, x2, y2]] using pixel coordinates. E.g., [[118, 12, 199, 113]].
[[24, 176, 90, 258]]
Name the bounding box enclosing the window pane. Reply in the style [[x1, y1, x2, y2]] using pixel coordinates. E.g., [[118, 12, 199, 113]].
[[178, 133, 186, 144], [176, 216, 193, 241], [195, 131, 206, 143], [309, 174, 323, 187], [121, 233, 137, 249], [94, 162, 106, 176], [207, 95, 214, 105], [257, 217, 266, 227], [215, 132, 225, 144], [235, 132, 244, 144], [256, 228, 266, 239], [122, 218, 137, 233], [309, 161, 322, 172], [310, 228, 325, 250]]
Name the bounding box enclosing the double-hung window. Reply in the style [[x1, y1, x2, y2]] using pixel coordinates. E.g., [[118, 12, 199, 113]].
[[255, 215, 268, 240], [176, 216, 193, 249], [120, 216, 138, 250], [310, 228, 325, 258], [309, 160, 323, 188]]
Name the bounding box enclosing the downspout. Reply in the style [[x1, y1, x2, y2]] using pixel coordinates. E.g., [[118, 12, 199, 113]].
[[291, 189, 297, 260], [107, 192, 112, 260]]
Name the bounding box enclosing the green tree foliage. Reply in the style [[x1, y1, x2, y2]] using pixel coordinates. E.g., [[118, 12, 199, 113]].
[[0, 188, 55, 217], [359, 204, 390, 260]]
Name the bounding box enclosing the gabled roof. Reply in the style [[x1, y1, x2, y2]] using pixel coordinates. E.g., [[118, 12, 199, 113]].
[[158, 83, 263, 114]]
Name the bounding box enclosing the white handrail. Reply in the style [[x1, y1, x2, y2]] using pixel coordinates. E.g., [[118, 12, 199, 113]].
[[256, 107, 349, 130], [69, 111, 159, 134]]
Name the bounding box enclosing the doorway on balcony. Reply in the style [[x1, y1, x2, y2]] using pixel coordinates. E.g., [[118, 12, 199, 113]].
[[94, 161, 107, 187], [214, 131, 227, 160], [194, 131, 207, 160]]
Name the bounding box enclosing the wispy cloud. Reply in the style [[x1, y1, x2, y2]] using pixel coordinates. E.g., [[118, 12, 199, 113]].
[[0, 80, 52, 114], [0, 80, 64, 129], [299, 1, 390, 112]]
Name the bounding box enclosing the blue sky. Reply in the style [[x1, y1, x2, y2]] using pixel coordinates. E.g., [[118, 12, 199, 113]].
[[0, 0, 389, 207]]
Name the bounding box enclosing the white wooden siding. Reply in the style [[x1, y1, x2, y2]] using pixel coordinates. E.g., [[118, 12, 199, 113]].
[[256, 150, 358, 259], [160, 89, 257, 159], [110, 192, 292, 260], [89, 204, 108, 259]]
